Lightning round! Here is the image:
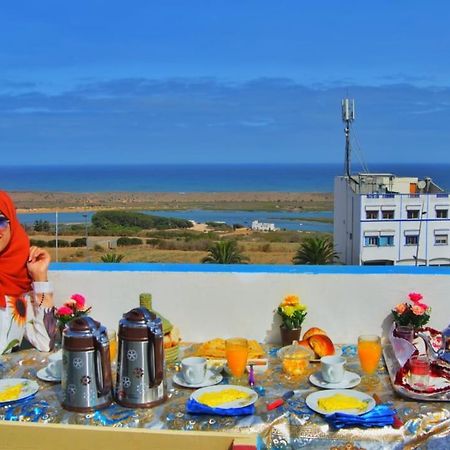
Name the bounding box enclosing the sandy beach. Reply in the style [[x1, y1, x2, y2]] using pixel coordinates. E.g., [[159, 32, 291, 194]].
[[11, 191, 333, 213]]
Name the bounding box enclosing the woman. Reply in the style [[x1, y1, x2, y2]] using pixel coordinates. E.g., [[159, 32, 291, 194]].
[[0, 191, 54, 354]]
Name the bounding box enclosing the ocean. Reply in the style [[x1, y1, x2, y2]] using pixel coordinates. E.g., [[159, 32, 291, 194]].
[[2, 163, 450, 193]]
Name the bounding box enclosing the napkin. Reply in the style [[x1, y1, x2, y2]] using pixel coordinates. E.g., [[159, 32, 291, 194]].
[[186, 398, 255, 416], [325, 405, 395, 429], [388, 323, 416, 367]]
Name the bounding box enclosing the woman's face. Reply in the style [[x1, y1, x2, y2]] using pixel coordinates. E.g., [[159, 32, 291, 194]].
[[0, 216, 11, 254]]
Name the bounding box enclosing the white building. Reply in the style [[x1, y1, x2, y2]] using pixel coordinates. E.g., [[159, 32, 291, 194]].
[[251, 220, 278, 232], [334, 173, 450, 266]]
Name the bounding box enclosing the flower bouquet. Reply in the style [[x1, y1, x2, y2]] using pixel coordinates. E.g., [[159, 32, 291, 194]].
[[277, 295, 307, 346], [55, 294, 91, 329], [392, 292, 431, 331]]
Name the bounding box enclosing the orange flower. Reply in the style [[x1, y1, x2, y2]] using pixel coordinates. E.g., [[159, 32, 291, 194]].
[[8, 296, 27, 327], [282, 295, 299, 306], [394, 303, 407, 314], [412, 305, 425, 316]]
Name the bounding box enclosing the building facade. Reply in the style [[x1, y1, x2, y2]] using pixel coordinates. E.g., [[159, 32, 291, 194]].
[[334, 174, 450, 265]]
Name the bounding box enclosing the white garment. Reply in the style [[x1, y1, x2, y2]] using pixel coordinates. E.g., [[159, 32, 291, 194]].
[[0, 292, 51, 354]]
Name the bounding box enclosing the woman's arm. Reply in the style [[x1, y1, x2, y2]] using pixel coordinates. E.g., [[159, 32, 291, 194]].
[[27, 246, 53, 308]]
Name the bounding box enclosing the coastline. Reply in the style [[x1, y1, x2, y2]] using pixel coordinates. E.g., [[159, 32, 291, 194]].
[[12, 191, 333, 213]]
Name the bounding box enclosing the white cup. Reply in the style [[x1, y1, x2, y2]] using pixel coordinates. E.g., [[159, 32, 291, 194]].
[[320, 355, 346, 383], [181, 357, 207, 384], [46, 359, 62, 378]]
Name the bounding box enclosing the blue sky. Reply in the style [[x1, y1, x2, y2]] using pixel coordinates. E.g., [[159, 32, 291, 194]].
[[1, 1, 449, 165]]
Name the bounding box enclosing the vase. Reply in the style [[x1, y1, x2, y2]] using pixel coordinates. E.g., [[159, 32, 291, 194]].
[[394, 324, 415, 343], [280, 326, 302, 347]]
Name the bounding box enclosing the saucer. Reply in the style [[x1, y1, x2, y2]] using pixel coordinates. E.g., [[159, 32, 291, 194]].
[[37, 367, 61, 383], [173, 370, 223, 388], [309, 370, 361, 389]]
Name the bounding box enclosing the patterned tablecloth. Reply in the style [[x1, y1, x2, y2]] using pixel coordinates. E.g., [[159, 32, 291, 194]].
[[0, 344, 449, 449]]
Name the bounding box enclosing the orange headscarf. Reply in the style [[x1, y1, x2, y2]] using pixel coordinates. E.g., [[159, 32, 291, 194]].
[[0, 191, 31, 307]]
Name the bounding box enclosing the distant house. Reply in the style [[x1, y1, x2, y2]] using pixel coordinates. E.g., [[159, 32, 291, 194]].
[[87, 237, 118, 250], [251, 220, 278, 232], [334, 173, 450, 266]]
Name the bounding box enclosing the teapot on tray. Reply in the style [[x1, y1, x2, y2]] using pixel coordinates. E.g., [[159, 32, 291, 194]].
[[417, 324, 450, 364]]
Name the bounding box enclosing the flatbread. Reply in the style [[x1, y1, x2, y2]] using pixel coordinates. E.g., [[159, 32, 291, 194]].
[[197, 338, 264, 359]]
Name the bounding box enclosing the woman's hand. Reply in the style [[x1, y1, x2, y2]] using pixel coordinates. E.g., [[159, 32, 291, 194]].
[[27, 246, 51, 282]]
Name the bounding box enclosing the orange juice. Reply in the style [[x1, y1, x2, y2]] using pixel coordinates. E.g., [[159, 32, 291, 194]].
[[358, 337, 381, 375], [225, 338, 248, 377], [108, 330, 118, 362]]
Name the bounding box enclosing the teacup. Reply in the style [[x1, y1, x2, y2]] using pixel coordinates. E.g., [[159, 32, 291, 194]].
[[46, 359, 62, 379], [181, 357, 207, 384], [320, 355, 346, 383]]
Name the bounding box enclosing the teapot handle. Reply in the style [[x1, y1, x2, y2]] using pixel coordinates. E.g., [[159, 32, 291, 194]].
[[95, 334, 112, 396], [147, 327, 164, 388]]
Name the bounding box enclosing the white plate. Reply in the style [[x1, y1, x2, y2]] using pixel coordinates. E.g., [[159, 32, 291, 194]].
[[0, 378, 39, 405], [305, 389, 375, 416], [309, 371, 361, 389], [37, 367, 61, 383], [48, 350, 62, 362], [191, 384, 258, 409], [173, 370, 223, 388]]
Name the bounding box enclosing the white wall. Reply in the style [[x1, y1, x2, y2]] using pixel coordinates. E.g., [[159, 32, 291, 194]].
[[49, 265, 450, 345]]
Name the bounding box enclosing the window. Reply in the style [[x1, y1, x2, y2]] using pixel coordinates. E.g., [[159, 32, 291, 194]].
[[407, 210, 420, 219], [366, 210, 378, 219], [379, 235, 394, 246], [436, 209, 448, 219], [405, 235, 418, 246], [382, 210, 394, 219], [364, 236, 379, 246], [435, 234, 448, 245]]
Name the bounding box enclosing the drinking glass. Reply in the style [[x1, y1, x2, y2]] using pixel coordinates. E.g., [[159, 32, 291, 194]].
[[107, 329, 118, 365], [357, 335, 382, 385], [225, 338, 248, 384], [408, 355, 430, 390]]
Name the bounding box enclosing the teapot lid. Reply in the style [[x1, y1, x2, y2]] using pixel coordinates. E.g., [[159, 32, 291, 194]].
[[119, 307, 162, 341], [63, 316, 106, 351]]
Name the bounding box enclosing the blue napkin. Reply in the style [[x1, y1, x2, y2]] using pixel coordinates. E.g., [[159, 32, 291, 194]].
[[186, 398, 255, 416], [325, 405, 395, 429]]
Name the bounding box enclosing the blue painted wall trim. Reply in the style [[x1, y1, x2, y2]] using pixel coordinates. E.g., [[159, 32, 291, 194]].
[[50, 262, 450, 275]]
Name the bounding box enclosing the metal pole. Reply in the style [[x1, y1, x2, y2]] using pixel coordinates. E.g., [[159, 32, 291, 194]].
[[55, 211, 59, 263], [83, 214, 88, 262]]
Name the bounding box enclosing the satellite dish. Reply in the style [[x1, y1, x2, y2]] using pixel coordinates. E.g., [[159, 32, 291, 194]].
[[417, 180, 426, 189]]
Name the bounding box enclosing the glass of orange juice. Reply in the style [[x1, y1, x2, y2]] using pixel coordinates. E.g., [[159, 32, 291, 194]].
[[107, 329, 118, 366], [225, 338, 249, 384], [357, 335, 382, 385]]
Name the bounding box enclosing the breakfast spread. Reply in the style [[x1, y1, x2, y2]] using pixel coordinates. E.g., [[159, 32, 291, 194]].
[[197, 388, 253, 407], [197, 338, 265, 359], [317, 393, 368, 412]]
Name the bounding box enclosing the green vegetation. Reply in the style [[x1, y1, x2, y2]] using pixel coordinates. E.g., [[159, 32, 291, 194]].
[[91, 210, 193, 233], [117, 237, 143, 246], [201, 240, 249, 264], [33, 220, 51, 232], [101, 253, 125, 263], [292, 237, 338, 265]]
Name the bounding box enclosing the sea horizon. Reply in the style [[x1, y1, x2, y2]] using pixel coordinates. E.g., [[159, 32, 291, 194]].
[[2, 163, 450, 193]]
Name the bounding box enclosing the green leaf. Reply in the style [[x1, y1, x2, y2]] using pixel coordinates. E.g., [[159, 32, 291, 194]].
[[2, 339, 20, 354]]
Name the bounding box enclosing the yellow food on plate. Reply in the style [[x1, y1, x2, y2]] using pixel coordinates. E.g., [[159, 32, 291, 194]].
[[197, 338, 264, 359], [317, 394, 368, 412], [197, 389, 252, 407], [0, 383, 23, 402]]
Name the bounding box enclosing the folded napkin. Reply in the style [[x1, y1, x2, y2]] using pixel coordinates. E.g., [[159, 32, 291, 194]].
[[325, 405, 395, 429], [186, 398, 255, 416]]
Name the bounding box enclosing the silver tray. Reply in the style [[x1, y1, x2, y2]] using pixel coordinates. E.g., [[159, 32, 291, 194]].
[[383, 344, 450, 402]]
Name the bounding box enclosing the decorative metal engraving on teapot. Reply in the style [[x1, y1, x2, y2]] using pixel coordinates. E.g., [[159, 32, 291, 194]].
[[418, 324, 450, 364]]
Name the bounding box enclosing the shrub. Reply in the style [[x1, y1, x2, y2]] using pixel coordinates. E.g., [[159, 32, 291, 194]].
[[117, 237, 143, 246], [47, 239, 70, 248], [70, 238, 87, 247], [30, 239, 48, 247]]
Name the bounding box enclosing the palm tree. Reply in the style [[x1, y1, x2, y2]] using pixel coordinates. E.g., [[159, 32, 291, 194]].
[[292, 237, 338, 265], [201, 240, 249, 264], [101, 253, 125, 263]]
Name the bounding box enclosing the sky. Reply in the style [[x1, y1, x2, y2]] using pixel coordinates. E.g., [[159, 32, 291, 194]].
[[1, 0, 450, 165]]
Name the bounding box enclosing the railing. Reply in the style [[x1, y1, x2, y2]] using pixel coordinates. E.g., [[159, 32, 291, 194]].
[[50, 263, 450, 343]]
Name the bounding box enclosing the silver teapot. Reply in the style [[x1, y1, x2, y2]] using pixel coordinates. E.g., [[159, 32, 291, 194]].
[[115, 307, 166, 408], [418, 324, 450, 363], [61, 317, 112, 412]]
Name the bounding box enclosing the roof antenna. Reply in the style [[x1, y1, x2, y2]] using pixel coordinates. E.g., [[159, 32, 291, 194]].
[[342, 98, 359, 185]]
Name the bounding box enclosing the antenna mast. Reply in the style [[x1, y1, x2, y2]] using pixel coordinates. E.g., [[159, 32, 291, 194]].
[[341, 98, 358, 184]]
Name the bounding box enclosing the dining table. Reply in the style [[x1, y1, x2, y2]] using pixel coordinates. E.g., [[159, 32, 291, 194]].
[[0, 343, 449, 449]]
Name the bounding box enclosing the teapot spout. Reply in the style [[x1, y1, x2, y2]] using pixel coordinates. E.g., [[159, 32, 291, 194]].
[[417, 332, 440, 359]]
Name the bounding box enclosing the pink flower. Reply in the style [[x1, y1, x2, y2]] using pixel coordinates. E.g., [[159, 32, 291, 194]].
[[57, 305, 73, 316], [70, 294, 86, 308], [408, 292, 423, 304], [416, 302, 429, 310], [412, 305, 425, 316], [394, 303, 407, 314]]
